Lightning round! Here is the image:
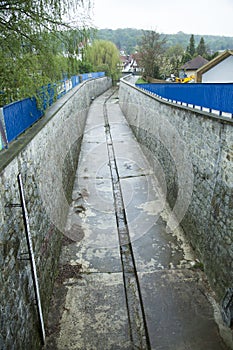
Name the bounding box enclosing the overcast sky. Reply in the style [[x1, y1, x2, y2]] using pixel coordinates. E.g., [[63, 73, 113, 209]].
[[91, 0, 233, 36]]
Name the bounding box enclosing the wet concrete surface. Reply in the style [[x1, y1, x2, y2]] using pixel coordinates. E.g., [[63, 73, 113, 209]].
[[45, 88, 230, 350]]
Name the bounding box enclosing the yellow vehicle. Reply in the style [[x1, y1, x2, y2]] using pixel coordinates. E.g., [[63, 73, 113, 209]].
[[175, 75, 195, 83]]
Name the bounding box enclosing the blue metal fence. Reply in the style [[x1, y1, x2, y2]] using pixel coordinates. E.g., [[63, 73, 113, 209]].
[[82, 72, 105, 80], [136, 83, 233, 116], [3, 98, 43, 143], [0, 72, 105, 150]]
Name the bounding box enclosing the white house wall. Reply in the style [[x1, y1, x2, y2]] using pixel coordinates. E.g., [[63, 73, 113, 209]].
[[202, 56, 233, 83], [186, 70, 196, 77]]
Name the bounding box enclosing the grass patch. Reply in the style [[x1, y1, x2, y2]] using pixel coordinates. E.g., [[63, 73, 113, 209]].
[[135, 77, 148, 84], [192, 261, 204, 271]]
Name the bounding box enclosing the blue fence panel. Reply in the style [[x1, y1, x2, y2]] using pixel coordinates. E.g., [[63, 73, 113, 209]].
[[81, 73, 92, 81], [71, 75, 80, 88], [56, 80, 66, 99], [136, 83, 233, 114], [65, 79, 72, 93], [47, 83, 56, 106], [91, 72, 98, 79], [1, 72, 106, 147], [3, 97, 43, 143], [80, 72, 105, 81], [38, 84, 56, 110], [91, 72, 105, 78]]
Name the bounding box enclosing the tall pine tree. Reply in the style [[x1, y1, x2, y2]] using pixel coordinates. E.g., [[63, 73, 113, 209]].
[[196, 37, 208, 57], [186, 34, 196, 57]]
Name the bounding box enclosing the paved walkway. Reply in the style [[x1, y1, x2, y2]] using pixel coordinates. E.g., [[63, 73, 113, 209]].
[[45, 88, 229, 350]]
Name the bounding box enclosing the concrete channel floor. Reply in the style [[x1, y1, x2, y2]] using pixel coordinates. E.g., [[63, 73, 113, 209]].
[[45, 88, 229, 350]]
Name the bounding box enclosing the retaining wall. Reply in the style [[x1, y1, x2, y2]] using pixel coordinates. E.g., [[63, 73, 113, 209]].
[[0, 76, 112, 349], [119, 79, 233, 304]]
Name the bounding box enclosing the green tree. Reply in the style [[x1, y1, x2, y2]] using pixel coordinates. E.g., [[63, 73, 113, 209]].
[[0, 1, 90, 40], [165, 44, 184, 76], [97, 29, 233, 56], [60, 28, 95, 76], [207, 51, 219, 61], [0, 0, 92, 106], [139, 30, 166, 79], [186, 34, 196, 57], [196, 37, 208, 57], [181, 34, 196, 64], [181, 51, 192, 64], [79, 61, 93, 74], [86, 40, 121, 82], [97, 28, 143, 55]]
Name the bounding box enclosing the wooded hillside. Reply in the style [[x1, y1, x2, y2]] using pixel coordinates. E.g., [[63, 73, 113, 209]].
[[96, 29, 233, 54]]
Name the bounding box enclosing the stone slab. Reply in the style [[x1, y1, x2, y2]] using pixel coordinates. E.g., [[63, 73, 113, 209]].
[[76, 141, 111, 179], [113, 139, 153, 178], [138, 270, 228, 350], [56, 273, 131, 350]]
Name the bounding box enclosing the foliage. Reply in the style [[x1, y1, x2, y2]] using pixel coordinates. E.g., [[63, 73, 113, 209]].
[[165, 44, 184, 76], [86, 40, 121, 82], [196, 37, 208, 57], [96, 28, 232, 79], [181, 35, 209, 63], [135, 77, 148, 84], [181, 50, 192, 64], [139, 30, 166, 79], [186, 34, 196, 57], [208, 51, 220, 60], [0, 0, 92, 106], [0, 1, 91, 35], [97, 28, 142, 55], [97, 28, 233, 54], [78, 61, 93, 74]]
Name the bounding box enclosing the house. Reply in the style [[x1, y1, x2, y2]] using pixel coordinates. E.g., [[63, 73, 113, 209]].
[[196, 50, 233, 83], [120, 55, 133, 72], [131, 52, 143, 74], [120, 53, 143, 74], [179, 55, 209, 79], [119, 55, 128, 71]]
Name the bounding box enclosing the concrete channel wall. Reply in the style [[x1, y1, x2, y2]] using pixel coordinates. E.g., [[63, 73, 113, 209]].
[[0, 77, 112, 349], [119, 78, 233, 305]]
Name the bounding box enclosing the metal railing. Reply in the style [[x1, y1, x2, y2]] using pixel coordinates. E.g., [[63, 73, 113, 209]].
[[136, 83, 233, 118], [0, 72, 105, 150]]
